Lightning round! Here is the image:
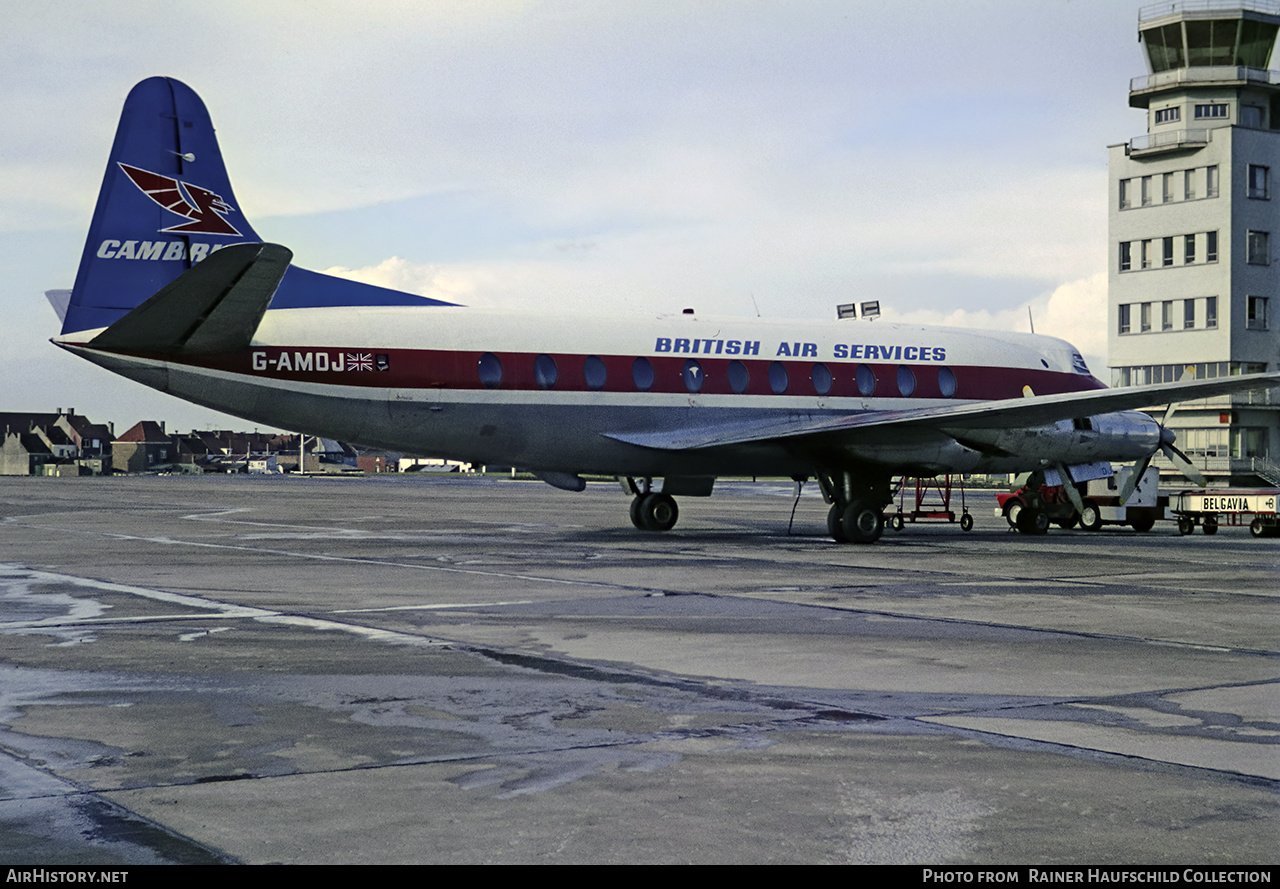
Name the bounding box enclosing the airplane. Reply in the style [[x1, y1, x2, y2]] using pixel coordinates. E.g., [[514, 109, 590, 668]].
[[51, 77, 1280, 543]]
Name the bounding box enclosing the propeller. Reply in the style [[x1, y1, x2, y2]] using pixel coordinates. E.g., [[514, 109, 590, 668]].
[[1118, 401, 1206, 504]]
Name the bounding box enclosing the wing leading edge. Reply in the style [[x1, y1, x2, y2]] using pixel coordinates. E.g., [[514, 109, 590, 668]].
[[603, 372, 1280, 451]]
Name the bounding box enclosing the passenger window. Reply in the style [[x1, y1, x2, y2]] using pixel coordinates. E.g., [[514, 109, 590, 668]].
[[584, 355, 607, 390], [938, 366, 956, 398], [682, 359, 704, 393], [811, 363, 832, 396], [632, 356, 655, 391], [478, 352, 502, 389], [534, 354, 557, 390], [727, 360, 749, 393], [896, 365, 916, 397], [855, 364, 876, 396], [768, 361, 788, 394]]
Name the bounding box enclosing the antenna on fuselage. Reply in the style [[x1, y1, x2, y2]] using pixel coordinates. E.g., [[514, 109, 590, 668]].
[[1027, 306, 1036, 334]]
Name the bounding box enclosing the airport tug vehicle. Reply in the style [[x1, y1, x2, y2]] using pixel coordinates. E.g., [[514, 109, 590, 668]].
[[996, 466, 1162, 534]]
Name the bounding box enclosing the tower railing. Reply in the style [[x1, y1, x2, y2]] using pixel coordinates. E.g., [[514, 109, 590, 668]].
[[1130, 65, 1280, 91], [1139, 0, 1280, 22], [1128, 128, 1212, 152]]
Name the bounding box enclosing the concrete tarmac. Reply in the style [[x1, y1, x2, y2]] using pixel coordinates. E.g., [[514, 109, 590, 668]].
[[0, 474, 1276, 864]]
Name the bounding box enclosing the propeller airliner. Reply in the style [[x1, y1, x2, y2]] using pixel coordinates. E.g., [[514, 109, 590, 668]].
[[51, 78, 1280, 542]]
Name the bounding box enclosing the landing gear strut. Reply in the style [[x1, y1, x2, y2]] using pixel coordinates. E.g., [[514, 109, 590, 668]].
[[818, 471, 892, 545]]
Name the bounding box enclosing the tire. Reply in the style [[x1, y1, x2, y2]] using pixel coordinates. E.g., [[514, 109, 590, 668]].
[[1177, 516, 1195, 536], [637, 493, 678, 531], [1203, 516, 1218, 535], [1004, 499, 1022, 529], [828, 503, 848, 543], [1251, 518, 1267, 539], [840, 499, 884, 544], [1057, 516, 1078, 530], [629, 495, 646, 530], [1079, 501, 1103, 532], [1129, 513, 1155, 533], [891, 514, 904, 530], [1016, 507, 1050, 535], [959, 513, 974, 532]]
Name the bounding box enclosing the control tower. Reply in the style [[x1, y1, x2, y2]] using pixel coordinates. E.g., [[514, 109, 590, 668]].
[[1109, 1, 1280, 485]]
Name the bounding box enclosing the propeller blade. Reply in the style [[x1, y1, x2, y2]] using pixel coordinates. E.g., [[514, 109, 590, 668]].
[[1119, 454, 1152, 504], [1054, 463, 1086, 514], [1161, 442, 1207, 487]]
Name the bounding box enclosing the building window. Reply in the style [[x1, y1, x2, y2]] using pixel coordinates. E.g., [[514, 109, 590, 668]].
[[1247, 296, 1269, 329], [1119, 241, 1132, 271], [1206, 296, 1218, 328], [1163, 172, 1174, 203], [1207, 166, 1219, 197], [1140, 302, 1152, 332], [1155, 107, 1180, 124], [1249, 164, 1270, 199], [1119, 304, 1131, 334], [1242, 105, 1264, 128], [1141, 176, 1152, 206], [1195, 103, 1228, 119], [1207, 230, 1218, 262], [1185, 233, 1196, 263], [1141, 240, 1152, 269], [1248, 230, 1269, 264], [1119, 179, 1131, 209], [1184, 299, 1195, 329], [1162, 300, 1173, 330], [1184, 169, 1196, 200], [1162, 236, 1174, 266]]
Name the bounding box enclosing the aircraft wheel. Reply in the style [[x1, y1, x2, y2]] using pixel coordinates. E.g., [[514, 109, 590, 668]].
[[1003, 499, 1022, 529], [959, 513, 974, 532], [636, 493, 678, 531], [1079, 501, 1103, 532], [629, 495, 646, 530], [840, 499, 884, 544], [1177, 516, 1196, 536], [1016, 507, 1050, 535], [1202, 516, 1218, 535], [1129, 514, 1156, 533], [827, 503, 849, 543], [1250, 518, 1267, 539]]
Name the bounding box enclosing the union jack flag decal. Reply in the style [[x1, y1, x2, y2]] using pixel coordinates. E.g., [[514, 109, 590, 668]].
[[346, 353, 374, 371]]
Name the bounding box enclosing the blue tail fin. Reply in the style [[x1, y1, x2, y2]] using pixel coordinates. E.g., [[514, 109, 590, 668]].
[[64, 78, 456, 337], [64, 77, 261, 335]]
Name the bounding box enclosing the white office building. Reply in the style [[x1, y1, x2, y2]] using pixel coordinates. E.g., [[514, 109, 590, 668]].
[[1109, 1, 1280, 485]]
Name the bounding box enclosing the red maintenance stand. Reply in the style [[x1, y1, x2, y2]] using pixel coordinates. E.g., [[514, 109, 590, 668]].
[[888, 476, 974, 531]]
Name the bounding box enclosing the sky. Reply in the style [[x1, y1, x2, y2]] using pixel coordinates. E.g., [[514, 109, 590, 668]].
[[1, 0, 1152, 433]]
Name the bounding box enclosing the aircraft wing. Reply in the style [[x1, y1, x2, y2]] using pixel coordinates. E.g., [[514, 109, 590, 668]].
[[603, 372, 1280, 451]]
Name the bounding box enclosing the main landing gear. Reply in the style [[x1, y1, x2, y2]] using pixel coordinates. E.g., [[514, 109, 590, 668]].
[[622, 477, 680, 531], [818, 471, 893, 545]]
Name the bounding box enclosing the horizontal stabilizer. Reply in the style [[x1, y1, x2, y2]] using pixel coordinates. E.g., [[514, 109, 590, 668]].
[[90, 243, 291, 355]]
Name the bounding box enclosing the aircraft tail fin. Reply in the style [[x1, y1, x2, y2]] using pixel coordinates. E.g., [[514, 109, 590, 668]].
[[64, 77, 262, 336]]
